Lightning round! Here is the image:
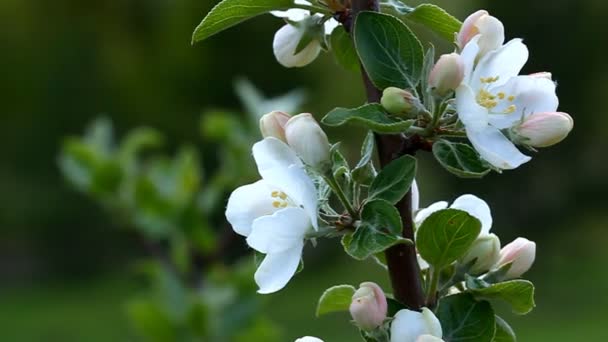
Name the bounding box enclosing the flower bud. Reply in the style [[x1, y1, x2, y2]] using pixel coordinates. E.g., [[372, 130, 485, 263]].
[[429, 53, 465, 96], [259, 111, 291, 141], [273, 23, 321, 68], [295, 337, 324, 342], [284, 113, 330, 169], [390, 308, 442, 342], [460, 233, 501, 275], [416, 335, 445, 342], [381, 87, 421, 118], [349, 282, 388, 331], [457, 10, 504, 57], [529, 72, 553, 80], [513, 112, 573, 148], [497, 238, 536, 279]]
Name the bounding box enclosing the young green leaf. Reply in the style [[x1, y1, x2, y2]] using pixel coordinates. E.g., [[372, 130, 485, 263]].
[[406, 4, 462, 42], [417, 209, 481, 268], [437, 293, 496, 342], [322, 104, 415, 133], [467, 278, 536, 315], [342, 199, 408, 260], [352, 131, 377, 185], [354, 11, 424, 90], [493, 316, 517, 342], [316, 285, 356, 316], [433, 140, 492, 178], [368, 155, 416, 204], [331, 26, 360, 72], [192, 0, 293, 44]]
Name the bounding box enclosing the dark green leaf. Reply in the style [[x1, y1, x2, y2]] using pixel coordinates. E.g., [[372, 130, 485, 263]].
[[352, 131, 377, 185], [322, 104, 415, 133], [467, 279, 536, 315], [342, 199, 407, 260], [438, 293, 496, 342], [493, 316, 517, 342], [192, 0, 293, 43], [316, 285, 356, 316], [354, 11, 424, 89], [433, 140, 491, 178], [331, 26, 360, 72], [417, 209, 481, 268], [368, 155, 416, 204], [406, 4, 462, 42]]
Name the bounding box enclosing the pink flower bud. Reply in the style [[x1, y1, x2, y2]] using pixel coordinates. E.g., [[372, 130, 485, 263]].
[[381, 87, 421, 118], [457, 10, 504, 57], [349, 282, 388, 331], [273, 23, 321, 68], [514, 112, 574, 148], [497, 238, 536, 279], [429, 53, 465, 96], [284, 113, 330, 169], [259, 111, 291, 141]]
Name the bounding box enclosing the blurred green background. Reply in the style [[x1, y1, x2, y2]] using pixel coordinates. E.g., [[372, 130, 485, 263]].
[[1, 0, 607, 340]]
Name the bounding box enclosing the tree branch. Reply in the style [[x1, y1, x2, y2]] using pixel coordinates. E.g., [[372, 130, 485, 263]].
[[348, 0, 426, 310]]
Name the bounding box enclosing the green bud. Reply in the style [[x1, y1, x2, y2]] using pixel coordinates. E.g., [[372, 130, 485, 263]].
[[380, 87, 420, 118]]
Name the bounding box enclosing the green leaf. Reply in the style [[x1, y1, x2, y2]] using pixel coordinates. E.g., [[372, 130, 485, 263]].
[[467, 279, 536, 315], [352, 131, 377, 185], [192, 0, 293, 43], [354, 11, 424, 89], [342, 199, 407, 260], [438, 293, 496, 342], [406, 4, 462, 42], [433, 140, 492, 178], [417, 209, 481, 268], [316, 285, 356, 316], [322, 104, 415, 133], [493, 316, 517, 342], [331, 26, 360, 72], [368, 155, 416, 204]]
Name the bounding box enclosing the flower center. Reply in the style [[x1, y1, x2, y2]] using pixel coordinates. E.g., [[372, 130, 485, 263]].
[[476, 76, 517, 114], [271, 190, 292, 209]]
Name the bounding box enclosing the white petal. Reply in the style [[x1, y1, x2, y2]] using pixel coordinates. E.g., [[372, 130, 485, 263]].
[[255, 245, 303, 294], [451, 194, 492, 236], [455, 84, 489, 132], [247, 207, 311, 254], [416, 335, 444, 342], [271, 8, 310, 21], [488, 76, 558, 129], [225, 180, 278, 237], [253, 137, 302, 175], [472, 39, 529, 89], [415, 201, 448, 227], [417, 254, 430, 270], [460, 35, 481, 84], [262, 164, 319, 230], [273, 24, 322, 68], [467, 126, 531, 170], [323, 18, 340, 34], [295, 337, 324, 342], [390, 308, 442, 342], [411, 180, 420, 212]]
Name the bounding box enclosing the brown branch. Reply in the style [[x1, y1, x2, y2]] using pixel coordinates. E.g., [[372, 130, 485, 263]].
[[348, 0, 426, 310]]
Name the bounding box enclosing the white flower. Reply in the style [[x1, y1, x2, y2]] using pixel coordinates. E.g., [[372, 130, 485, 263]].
[[456, 35, 559, 169], [295, 337, 324, 342], [390, 308, 443, 342], [271, 1, 339, 35], [225, 137, 318, 294]]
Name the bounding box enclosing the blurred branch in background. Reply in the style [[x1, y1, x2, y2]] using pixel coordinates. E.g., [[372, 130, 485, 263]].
[[57, 80, 305, 341]]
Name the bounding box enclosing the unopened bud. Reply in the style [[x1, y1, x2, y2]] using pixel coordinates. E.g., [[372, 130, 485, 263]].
[[381, 87, 421, 118], [416, 336, 445, 342], [429, 53, 465, 96], [390, 308, 443, 342], [512, 112, 573, 148], [460, 233, 501, 275], [457, 10, 504, 58], [497, 238, 536, 279], [349, 282, 388, 331], [295, 337, 324, 342], [284, 113, 330, 169], [259, 111, 291, 141], [529, 72, 553, 80], [273, 23, 321, 68]]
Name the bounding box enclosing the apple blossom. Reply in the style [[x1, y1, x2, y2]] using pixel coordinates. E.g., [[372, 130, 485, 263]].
[[416, 336, 445, 342], [349, 282, 388, 331], [284, 113, 331, 170], [496, 238, 536, 279], [460, 233, 501, 275], [456, 33, 561, 169], [225, 137, 318, 294], [390, 308, 443, 342], [295, 337, 324, 342], [415, 194, 493, 237], [512, 111, 574, 148], [457, 10, 504, 59], [429, 53, 465, 96], [260, 111, 291, 142]]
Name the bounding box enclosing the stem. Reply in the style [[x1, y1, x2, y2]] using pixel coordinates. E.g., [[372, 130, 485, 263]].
[[324, 173, 358, 219], [349, 0, 426, 310], [426, 267, 440, 306]]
